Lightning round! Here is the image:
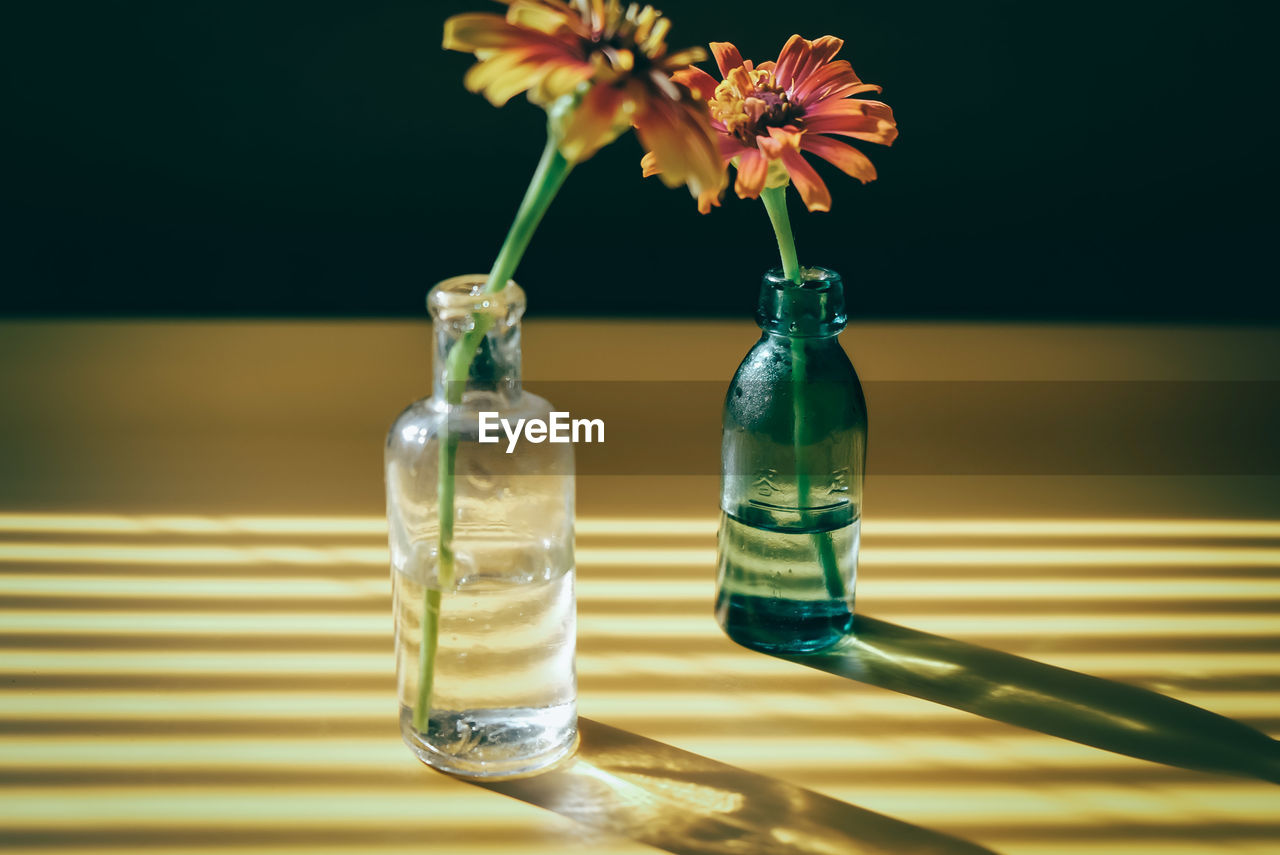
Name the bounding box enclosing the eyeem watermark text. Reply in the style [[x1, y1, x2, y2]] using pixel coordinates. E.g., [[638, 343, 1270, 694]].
[[479, 412, 604, 453]]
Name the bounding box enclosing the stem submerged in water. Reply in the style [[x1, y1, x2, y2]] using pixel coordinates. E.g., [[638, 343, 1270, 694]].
[[415, 135, 574, 733], [760, 184, 847, 604]]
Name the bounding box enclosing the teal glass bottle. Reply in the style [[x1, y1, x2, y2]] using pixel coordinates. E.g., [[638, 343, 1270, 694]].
[[716, 267, 867, 653]]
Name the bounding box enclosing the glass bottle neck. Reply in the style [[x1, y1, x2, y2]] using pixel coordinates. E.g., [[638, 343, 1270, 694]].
[[426, 275, 526, 404], [432, 319, 522, 402], [756, 266, 847, 337]]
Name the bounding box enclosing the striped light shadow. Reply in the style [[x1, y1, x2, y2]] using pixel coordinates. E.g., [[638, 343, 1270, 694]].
[[2, 542, 1278, 572], [0, 848, 647, 855], [577, 613, 1280, 638], [813, 782, 1280, 829], [2, 609, 1278, 640], [0, 611, 388, 635], [0, 542, 388, 565], [11, 574, 1279, 603], [7, 577, 1277, 600], [0, 574, 387, 599], [868, 519, 1280, 539], [0, 786, 561, 827], [0, 513, 387, 536], [5, 730, 1278, 797], [0, 674, 1274, 722], [580, 547, 1280, 567], [3, 513, 1279, 540]]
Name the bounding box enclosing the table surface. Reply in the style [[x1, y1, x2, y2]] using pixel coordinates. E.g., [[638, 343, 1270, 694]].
[[2, 319, 1279, 855]]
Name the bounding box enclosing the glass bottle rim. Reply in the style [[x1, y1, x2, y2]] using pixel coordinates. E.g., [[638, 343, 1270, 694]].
[[757, 266, 847, 336], [428, 275, 527, 323]]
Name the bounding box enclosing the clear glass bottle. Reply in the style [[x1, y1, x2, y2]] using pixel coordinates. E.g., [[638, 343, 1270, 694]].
[[385, 275, 577, 778], [716, 267, 867, 653]]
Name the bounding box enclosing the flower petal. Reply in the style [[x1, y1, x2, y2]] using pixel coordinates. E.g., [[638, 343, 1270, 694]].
[[716, 133, 752, 162], [821, 81, 884, 101], [634, 94, 728, 202], [463, 49, 543, 105], [802, 110, 898, 146], [779, 148, 832, 212], [801, 135, 878, 183], [807, 36, 844, 67], [804, 98, 895, 122], [666, 46, 709, 68], [505, 2, 576, 37], [791, 36, 843, 92], [710, 42, 745, 77], [557, 82, 631, 161], [774, 35, 811, 90], [531, 60, 596, 103], [672, 66, 720, 100], [443, 13, 526, 50], [640, 150, 660, 177], [734, 150, 769, 199], [697, 188, 722, 214], [791, 60, 876, 103]]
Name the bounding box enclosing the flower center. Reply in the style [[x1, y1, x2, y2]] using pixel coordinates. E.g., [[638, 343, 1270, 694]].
[[582, 3, 673, 77], [709, 68, 803, 144]]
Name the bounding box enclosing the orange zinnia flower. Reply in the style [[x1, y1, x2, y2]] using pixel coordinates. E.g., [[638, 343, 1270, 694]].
[[647, 35, 898, 213], [444, 0, 725, 204]]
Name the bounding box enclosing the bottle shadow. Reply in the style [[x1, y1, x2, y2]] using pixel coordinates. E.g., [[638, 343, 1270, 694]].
[[775, 615, 1280, 783], [474, 717, 1001, 855]]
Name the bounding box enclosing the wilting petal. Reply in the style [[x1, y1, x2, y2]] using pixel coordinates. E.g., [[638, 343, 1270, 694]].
[[634, 95, 727, 202], [464, 49, 542, 105], [716, 134, 750, 162], [710, 42, 745, 77], [443, 13, 526, 50], [779, 148, 831, 212], [531, 60, 596, 103], [802, 135, 878, 183], [666, 46, 709, 68], [758, 125, 802, 160], [767, 125, 803, 150], [757, 133, 784, 159], [640, 150, 660, 177], [672, 66, 720, 100], [505, 2, 577, 37], [697, 188, 722, 214], [557, 82, 631, 161], [734, 150, 769, 199], [774, 35, 811, 90]]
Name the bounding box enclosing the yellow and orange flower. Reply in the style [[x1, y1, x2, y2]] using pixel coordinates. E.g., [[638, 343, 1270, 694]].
[[647, 35, 898, 213], [444, 0, 725, 203]]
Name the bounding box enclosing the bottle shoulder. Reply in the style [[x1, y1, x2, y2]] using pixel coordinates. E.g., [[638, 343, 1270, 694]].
[[725, 334, 866, 431], [730, 334, 861, 387]]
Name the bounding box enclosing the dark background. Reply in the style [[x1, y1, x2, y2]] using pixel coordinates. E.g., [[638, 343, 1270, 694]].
[[3, 1, 1277, 320]]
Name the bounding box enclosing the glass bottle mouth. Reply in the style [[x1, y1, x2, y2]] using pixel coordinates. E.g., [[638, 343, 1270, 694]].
[[428, 275, 527, 326], [756, 267, 847, 336]]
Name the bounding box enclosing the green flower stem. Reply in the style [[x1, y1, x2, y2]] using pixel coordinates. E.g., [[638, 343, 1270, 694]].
[[414, 134, 574, 734], [760, 185, 846, 602], [761, 185, 802, 284]]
